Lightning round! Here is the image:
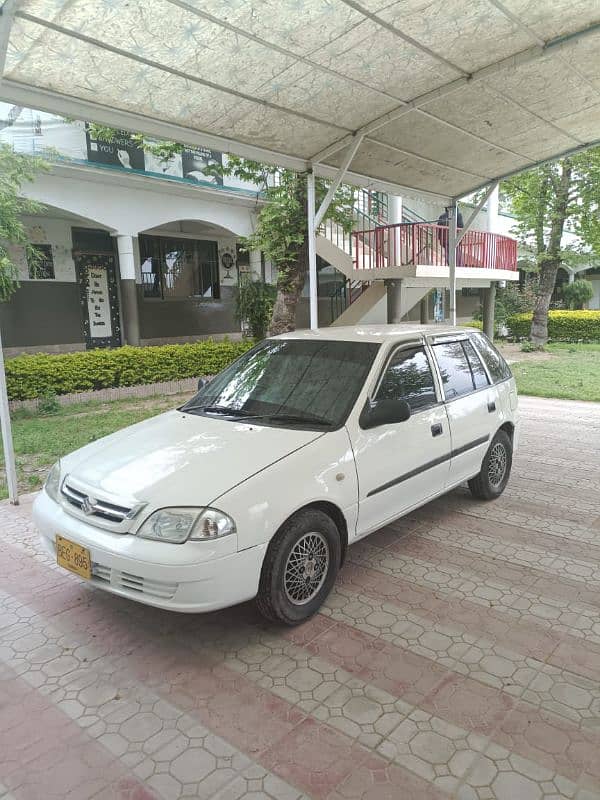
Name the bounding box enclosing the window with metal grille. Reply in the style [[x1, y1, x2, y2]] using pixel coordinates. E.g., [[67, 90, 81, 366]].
[[139, 235, 220, 300]]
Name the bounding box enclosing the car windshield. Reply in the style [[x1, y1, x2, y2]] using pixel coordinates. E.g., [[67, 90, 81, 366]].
[[180, 338, 380, 429]]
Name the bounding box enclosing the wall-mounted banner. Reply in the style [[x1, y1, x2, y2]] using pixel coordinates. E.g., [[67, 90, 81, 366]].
[[85, 126, 145, 170]]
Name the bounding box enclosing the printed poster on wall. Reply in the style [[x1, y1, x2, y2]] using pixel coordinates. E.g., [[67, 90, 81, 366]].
[[87, 268, 113, 338], [85, 125, 145, 170]]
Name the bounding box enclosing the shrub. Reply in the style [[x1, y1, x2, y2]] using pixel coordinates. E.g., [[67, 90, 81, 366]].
[[6, 339, 255, 400], [494, 281, 538, 325], [520, 341, 544, 353], [506, 310, 600, 342], [461, 320, 483, 330], [37, 392, 60, 415], [235, 279, 277, 340], [561, 279, 594, 310]]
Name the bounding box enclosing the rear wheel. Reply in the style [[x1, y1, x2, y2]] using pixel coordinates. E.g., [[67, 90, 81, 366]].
[[256, 509, 341, 625], [468, 429, 512, 500]]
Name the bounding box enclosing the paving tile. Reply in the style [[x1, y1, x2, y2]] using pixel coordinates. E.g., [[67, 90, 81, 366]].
[[2, 397, 600, 799]]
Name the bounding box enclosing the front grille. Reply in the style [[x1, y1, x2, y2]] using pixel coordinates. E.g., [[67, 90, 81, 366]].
[[62, 481, 134, 523], [91, 562, 177, 600]]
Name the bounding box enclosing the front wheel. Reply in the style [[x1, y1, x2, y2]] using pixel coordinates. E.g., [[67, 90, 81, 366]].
[[256, 509, 341, 625], [468, 429, 513, 500]]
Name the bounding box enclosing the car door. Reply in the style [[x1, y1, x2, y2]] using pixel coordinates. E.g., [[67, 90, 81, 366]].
[[429, 336, 497, 484], [349, 342, 451, 536]]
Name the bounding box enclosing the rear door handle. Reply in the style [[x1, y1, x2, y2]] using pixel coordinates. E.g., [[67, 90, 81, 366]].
[[487, 401, 496, 412], [431, 423, 443, 437]]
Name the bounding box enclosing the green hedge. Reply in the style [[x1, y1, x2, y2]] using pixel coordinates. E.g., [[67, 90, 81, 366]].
[[461, 320, 483, 330], [506, 310, 600, 342], [6, 340, 255, 400]]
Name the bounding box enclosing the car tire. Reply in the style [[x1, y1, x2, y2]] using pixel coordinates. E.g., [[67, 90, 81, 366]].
[[256, 508, 341, 625], [468, 429, 513, 500]]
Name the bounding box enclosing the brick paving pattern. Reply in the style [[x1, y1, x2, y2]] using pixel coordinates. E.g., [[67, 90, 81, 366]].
[[1, 395, 599, 799]]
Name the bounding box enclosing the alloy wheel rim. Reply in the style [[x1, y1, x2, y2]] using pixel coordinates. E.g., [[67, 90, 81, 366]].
[[284, 532, 330, 606], [488, 442, 508, 488]]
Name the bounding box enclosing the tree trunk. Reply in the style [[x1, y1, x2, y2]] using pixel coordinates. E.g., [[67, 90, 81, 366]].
[[268, 240, 308, 335], [529, 160, 573, 346], [268, 176, 309, 335], [530, 259, 561, 345]]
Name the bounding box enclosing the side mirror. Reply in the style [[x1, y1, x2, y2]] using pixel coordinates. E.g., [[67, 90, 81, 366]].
[[360, 398, 411, 429], [197, 376, 210, 391]]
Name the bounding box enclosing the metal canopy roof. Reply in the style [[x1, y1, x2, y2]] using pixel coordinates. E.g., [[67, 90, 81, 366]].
[[1, 0, 600, 200]]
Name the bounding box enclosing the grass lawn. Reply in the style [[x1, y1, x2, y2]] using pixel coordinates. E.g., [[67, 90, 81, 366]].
[[0, 392, 191, 501], [500, 342, 600, 402]]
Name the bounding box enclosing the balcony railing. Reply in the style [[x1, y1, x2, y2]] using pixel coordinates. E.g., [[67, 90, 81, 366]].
[[351, 223, 518, 272]]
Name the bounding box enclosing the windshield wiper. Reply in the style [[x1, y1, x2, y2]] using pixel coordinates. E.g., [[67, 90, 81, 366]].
[[181, 405, 332, 428], [243, 412, 333, 428], [181, 403, 253, 416]]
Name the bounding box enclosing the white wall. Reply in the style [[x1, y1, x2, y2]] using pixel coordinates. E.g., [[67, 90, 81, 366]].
[[8, 215, 81, 282]]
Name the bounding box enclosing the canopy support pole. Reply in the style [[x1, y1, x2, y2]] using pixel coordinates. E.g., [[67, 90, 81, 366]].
[[307, 170, 318, 331], [314, 134, 363, 229], [308, 137, 363, 331], [0, 325, 18, 504], [448, 202, 458, 326], [456, 181, 499, 245]]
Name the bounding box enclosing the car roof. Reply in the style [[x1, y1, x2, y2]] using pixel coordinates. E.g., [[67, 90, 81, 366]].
[[273, 324, 473, 345]]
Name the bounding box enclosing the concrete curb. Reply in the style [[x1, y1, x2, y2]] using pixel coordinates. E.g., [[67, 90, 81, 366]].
[[9, 377, 200, 412]]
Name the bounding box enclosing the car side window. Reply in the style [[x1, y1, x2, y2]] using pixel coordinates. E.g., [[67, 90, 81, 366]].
[[375, 346, 437, 412], [432, 341, 477, 399], [463, 339, 490, 389], [471, 333, 512, 383]]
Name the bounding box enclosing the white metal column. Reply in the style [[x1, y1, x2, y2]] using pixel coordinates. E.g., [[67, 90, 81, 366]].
[[448, 202, 457, 326], [307, 171, 318, 330], [0, 326, 18, 504]]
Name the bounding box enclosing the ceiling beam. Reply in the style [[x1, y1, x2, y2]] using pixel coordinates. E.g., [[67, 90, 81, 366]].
[[453, 136, 600, 201], [0, 0, 18, 76], [0, 78, 453, 200], [339, 0, 467, 77], [311, 21, 600, 164], [13, 10, 351, 135]]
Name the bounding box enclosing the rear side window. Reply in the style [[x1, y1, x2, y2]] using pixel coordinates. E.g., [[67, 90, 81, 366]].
[[472, 333, 512, 383], [432, 341, 475, 399], [375, 346, 437, 411], [463, 339, 490, 389]]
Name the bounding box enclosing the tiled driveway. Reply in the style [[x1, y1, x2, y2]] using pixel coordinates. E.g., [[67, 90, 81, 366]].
[[1, 396, 599, 800]]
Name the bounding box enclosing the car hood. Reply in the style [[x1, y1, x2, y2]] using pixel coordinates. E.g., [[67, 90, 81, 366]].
[[62, 410, 324, 507]]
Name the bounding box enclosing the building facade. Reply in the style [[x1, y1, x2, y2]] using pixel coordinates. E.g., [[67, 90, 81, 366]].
[[1, 104, 534, 356]]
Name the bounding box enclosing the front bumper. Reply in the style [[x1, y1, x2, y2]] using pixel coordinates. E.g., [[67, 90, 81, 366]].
[[33, 491, 267, 613]]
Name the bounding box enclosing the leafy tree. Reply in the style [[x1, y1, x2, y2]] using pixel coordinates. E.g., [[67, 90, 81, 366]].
[[86, 125, 356, 334], [502, 147, 600, 345], [562, 278, 594, 310], [0, 144, 49, 301]]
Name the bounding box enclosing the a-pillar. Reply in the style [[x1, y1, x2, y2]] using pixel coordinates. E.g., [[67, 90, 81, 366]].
[[115, 234, 141, 346], [483, 282, 497, 340], [386, 279, 403, 323]]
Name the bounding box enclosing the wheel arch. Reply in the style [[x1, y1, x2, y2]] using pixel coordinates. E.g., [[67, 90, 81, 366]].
[[276, 501, 349, 567], [498, 421, 515, 443]]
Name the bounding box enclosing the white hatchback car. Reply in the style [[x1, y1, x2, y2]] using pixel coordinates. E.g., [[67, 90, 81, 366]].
[[34, 325, 519, 625]]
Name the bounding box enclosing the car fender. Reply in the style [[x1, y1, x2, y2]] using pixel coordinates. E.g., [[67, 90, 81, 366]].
[[212, 427, 358, 553]]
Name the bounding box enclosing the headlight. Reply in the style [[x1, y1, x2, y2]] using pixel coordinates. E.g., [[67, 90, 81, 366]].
[[44, 461, 61, 502], [137, 507, 235, 544]]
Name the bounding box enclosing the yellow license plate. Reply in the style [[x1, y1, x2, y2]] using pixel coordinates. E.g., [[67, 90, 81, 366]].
[[56, 535, 91, 579]]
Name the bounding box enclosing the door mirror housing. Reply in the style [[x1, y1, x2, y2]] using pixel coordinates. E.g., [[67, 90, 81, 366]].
[[197, 376, 210, 392], [360, 398, 412, 429]]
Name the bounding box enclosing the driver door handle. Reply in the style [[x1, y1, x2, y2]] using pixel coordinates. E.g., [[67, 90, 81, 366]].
[[431, 423, 443, 437]]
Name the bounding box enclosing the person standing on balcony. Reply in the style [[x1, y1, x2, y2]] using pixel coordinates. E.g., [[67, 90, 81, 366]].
[[437, 206, 464, 265]]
